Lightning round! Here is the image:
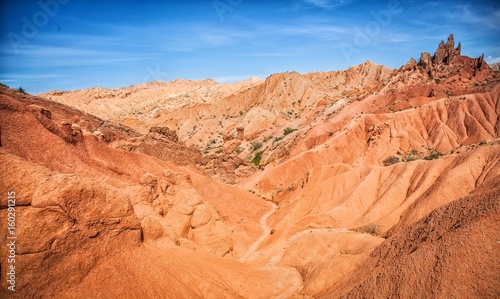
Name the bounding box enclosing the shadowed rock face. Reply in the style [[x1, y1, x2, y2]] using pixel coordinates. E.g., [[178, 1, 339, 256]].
[[1, 35, 500, 298], [432, 34, 461, 65], [417, 34, 462, 68]]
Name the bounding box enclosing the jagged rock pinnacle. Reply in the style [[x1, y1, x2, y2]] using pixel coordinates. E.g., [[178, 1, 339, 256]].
[[432, 34, 460, 65]]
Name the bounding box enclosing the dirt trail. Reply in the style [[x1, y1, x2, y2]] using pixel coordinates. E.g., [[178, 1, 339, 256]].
[[238, 200, 304, 298], [240, 200, 278, 262], [238, 198, 355, 298]]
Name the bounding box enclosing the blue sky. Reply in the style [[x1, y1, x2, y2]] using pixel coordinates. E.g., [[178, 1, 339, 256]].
[[1, 0, 499, 94]]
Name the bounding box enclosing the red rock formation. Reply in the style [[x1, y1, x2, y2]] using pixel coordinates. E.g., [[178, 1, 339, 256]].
[[432, 34, 461, 64], [1, 34, 499, 298]]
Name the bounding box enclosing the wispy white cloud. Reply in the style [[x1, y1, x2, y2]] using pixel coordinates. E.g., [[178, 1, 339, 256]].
[[194, 27, 255, 47], [450, 4, 500, 30], [305, 0, 336, 8], [285, 0, 355, 11], [2, 44, 110, 57], [486, 55, 500, 64], [238, 52, 301, 57], [458, 5, 500, 30], [199, 34, 233, 46], [0, 74, 63, 80], [0, 43, 154, 68], [303, 0, 352, 9], [0, 74, 64, 85], [276, 23, 352, 38], [383, 33, 415, 43]]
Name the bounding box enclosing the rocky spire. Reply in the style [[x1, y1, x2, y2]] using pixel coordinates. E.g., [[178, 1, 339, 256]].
[[432, 40, 446, 64], [446, 34, 454, 48], [477, 53, 486, 70], [414, 34, 462, 68], [432, 34, 459, 65], [418, 52, 433, 69]]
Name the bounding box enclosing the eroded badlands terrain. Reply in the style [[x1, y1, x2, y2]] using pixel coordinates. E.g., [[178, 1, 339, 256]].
[[1, 34, 499, 298]]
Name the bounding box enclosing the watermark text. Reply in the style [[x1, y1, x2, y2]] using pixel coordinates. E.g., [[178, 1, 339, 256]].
[[7, 0, 70, 53], [6, 191, 17, 292], [213, 0, 243, 22]]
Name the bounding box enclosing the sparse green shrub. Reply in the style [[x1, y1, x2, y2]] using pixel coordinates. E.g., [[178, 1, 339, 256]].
[[479, 140, 487, 146], [18, 86, 25, 93], [383, 156, 400, 166], [251, 150, 264, 165], [273, 136, 284, 143], [283, 127, 298, 136], [251, 141, 262, 152], [424, 149, 442, 160], [406, 155, 417, 162], [235, 147, 242, 154], [215, 149, 222, 154], [410, 149, 422, 156], [355, 223, 381, 236]]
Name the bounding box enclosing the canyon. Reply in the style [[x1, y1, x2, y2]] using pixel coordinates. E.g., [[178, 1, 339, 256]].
[[1, 34, 499, 298]]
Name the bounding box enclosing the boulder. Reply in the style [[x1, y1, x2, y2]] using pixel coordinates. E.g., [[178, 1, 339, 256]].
[[223, 139, 242, 154], [191, 204, 213, 229]]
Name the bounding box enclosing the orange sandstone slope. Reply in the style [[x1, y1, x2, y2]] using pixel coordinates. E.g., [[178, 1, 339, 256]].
[[319, 177, 500, 299], [0, 34, 499, 298], [0, 86, 288, 298], [237, 35, 500, 297]]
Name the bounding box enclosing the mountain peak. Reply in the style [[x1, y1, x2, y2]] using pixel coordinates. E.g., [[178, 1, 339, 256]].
[[398, 33, 494, 79], [431, 33, 461, 65]]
